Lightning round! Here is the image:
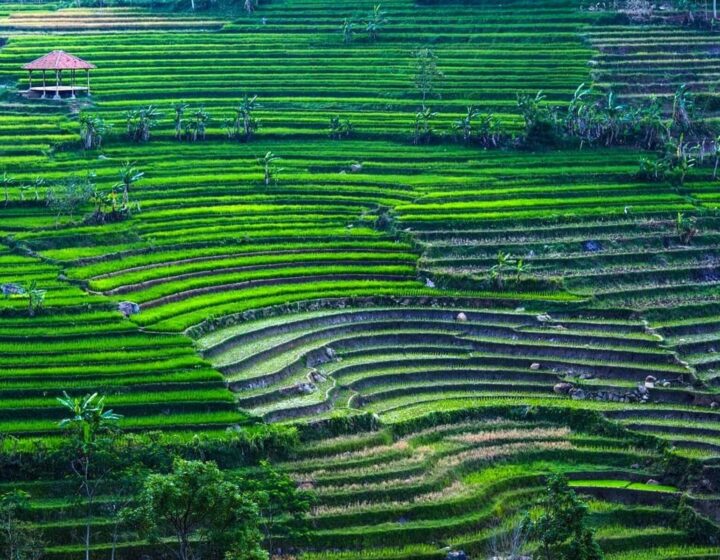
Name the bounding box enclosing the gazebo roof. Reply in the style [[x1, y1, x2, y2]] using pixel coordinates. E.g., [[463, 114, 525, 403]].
[[22, 50, 95, 71]]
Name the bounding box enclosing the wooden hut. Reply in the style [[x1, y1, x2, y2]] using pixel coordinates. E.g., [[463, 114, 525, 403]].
[[22, 50, 95, 100]]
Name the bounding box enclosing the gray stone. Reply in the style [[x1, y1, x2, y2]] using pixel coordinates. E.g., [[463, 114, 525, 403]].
[[296, 382, 316, 395], [325, 347, 337, 359], [553, 383, 574, 395], [0, 283, 25, 297], [646, 479, 661, 485], [570, 388, 587, 400], [530, 362, 541, 370], [118, 301, 140, 317], [582, 240, 603, 252], [456, 312, 468, 322]]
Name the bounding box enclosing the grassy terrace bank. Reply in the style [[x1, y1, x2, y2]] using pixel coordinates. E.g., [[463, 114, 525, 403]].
[[0, 0, 720, 558]]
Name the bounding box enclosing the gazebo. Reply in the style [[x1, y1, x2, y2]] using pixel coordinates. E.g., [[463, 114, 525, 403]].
[[22, 50, 95, 100]]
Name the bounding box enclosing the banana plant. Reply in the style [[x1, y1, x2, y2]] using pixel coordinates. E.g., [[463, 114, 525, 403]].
[[258, 151, 282, 186], [115, 161, 144, 206]]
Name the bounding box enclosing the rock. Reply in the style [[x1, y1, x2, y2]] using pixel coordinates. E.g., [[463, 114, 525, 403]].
[[631, 463, 640, 469], [118, 301, 140, 317], [530, 362, 541, 370], [582, 240, 603, 252], [646, 479, 660, 486], [554, 382, 574, 394], [515, 307, 526, 312], [0, 283, 25, 297], [308, 369, 326, 383], [645, 375, 656, 388], [456, 312, 468, 322], [296, 382, 316, 395], [570, 388, 587, 400], [700, 478, 714, 492], [711, 401, 719, 409], [325, 347, 337, 360], [536, 313, 552, 322], [579, 373, 594, 380], [637, 384, 648, 396], [662, 381, 671, 387], [425, 278, 435, 288], [350, 163, 363, 173], [445, 552, 468, 560]]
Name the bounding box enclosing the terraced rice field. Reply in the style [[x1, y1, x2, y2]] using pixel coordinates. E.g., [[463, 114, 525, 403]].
[[2, 0, 720, 558]]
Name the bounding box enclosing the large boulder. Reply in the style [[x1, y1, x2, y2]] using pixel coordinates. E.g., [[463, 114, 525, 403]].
[[0, 283, 25, 297], [554, 382, 574, 394], [118, 301, 140, 317]]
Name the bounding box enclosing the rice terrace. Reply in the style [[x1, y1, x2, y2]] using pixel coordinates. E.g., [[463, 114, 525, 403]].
[[4, 0, 720, 558]]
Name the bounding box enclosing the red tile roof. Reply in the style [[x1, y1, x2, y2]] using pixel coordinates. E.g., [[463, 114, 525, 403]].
[[22, 50, 95, 71]]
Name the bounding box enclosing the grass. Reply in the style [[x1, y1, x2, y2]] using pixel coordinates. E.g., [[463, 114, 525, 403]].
[[0, 0, 719, 558]]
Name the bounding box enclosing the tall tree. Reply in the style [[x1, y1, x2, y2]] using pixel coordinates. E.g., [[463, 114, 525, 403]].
[[241, 460, 312, 553], [57, 392, 122, 560], [0, 490, 44, 560], [413, 47, 442, 109], [131, 459, 267, 560], [533, 474, 603, 560]]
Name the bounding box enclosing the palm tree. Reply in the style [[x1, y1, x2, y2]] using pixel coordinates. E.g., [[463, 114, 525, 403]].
[[490, 251, 513, 288], [25, 281, 46, 317], [173, 102, 188, 140], [115, 162, 144, 206], [258, 151, 281, 186], [412, 107, 438, 145], [78, 113, 109, 150], [1, 172, 14, 206], [233, 94, 259, 140], [57, 392, 122, 560], [453, 106, 479, 144], [672, 84, 694, 133], [32, 177, 45, 201], [186, 108, 210, 141], [365, 4, 387, 41], [342, 18, 355, 44]]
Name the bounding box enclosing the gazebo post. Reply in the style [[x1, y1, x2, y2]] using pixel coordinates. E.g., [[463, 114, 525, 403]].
[[53, 69, 61, 100], [86, 69, 91, 96], [70, 69, 75, 99], [41, 70, 46, 98]]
